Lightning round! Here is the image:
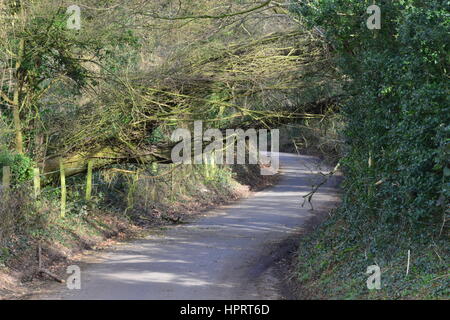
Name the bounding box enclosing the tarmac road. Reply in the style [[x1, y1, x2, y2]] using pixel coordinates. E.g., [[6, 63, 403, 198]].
[[49, 152, 341, 300]]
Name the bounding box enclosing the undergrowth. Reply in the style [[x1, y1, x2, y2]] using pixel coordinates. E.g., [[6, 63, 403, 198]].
[[0, 162, 271, 298], [291, 0, 449, 300]]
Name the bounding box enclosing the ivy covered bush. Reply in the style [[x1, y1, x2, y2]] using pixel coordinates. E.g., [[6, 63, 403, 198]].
[[0, 151, 34, 184], [291, 0, 449, 298], [294, 0, 449, 232]]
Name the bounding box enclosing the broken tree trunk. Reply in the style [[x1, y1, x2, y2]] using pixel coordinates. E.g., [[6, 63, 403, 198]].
[[41, 145, 172, 182]]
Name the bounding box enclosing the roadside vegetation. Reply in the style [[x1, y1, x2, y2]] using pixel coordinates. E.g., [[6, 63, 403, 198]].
[[0, 0, 331, 297], [0, 0, 447, 300], [290, 0, 449, 299]]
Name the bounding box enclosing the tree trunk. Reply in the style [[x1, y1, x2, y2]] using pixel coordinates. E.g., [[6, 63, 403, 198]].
[[41, 146, 171, 181], [12, 38, 25, 154]]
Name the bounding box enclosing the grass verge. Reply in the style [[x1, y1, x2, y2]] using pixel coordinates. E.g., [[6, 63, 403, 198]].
[[294, 208, 449, 300]]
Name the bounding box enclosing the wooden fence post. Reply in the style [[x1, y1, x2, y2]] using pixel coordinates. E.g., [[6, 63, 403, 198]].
[[33, 168, 40, 198], [150, 162, 158, 202], [127, 172, 139, 209], [2, 166, 11, 191], [177, 165, 183, 194], [150, 178, 157, 201], [210, 151, 216, 178], [203, 154, 210, 179], [60, 159, 66, 218], [151, 162, 158, 174], [170, 164, 174, 200], [85, 160, 93, 201]]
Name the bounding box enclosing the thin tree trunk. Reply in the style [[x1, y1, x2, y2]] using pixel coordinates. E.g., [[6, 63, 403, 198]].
[[12, 38, 25, 154]]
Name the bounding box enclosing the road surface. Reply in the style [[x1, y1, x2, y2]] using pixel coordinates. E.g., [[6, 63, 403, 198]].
[[47, 152, 341, 300]]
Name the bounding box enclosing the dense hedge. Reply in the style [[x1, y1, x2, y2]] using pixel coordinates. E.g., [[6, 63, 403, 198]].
[[289, 0, 448, 299], [292, 0, 449, 229]]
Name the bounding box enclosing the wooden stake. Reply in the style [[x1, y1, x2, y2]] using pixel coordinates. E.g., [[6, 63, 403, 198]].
[[210, 151, 216, 178], [203, 154, 210, 179], [150, 162, 158, 202], [60, 159, 66, 218], [33, 168, 40, 198], [85, 160, 93, 201], [37, 242, 64, 283], [151, 162, 158, 174], [2, 166, 11, 190], [171, 164, 174, 200], [38, 242, 42, 269], [151, 179, 157, 202], [39, 268, 65, 283], [406, 250, 411, 276]]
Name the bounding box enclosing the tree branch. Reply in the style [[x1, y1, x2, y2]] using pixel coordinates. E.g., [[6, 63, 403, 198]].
[[140, 0, 272, 20]]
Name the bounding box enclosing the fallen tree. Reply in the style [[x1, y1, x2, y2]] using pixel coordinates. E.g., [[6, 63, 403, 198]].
[[1, 0, 341, 185]]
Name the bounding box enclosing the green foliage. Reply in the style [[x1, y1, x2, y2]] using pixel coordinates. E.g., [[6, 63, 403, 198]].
[[295, 212, 449, 299], [146, 126, 167, 144], [291, 0, 449, 299], [0, 151, 34, 184], [0, 247, 10, 266], [292, 0, 449, 227]]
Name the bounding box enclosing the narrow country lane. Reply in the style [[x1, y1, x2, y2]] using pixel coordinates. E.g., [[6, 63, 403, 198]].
[[47, 153, 341, 300]]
